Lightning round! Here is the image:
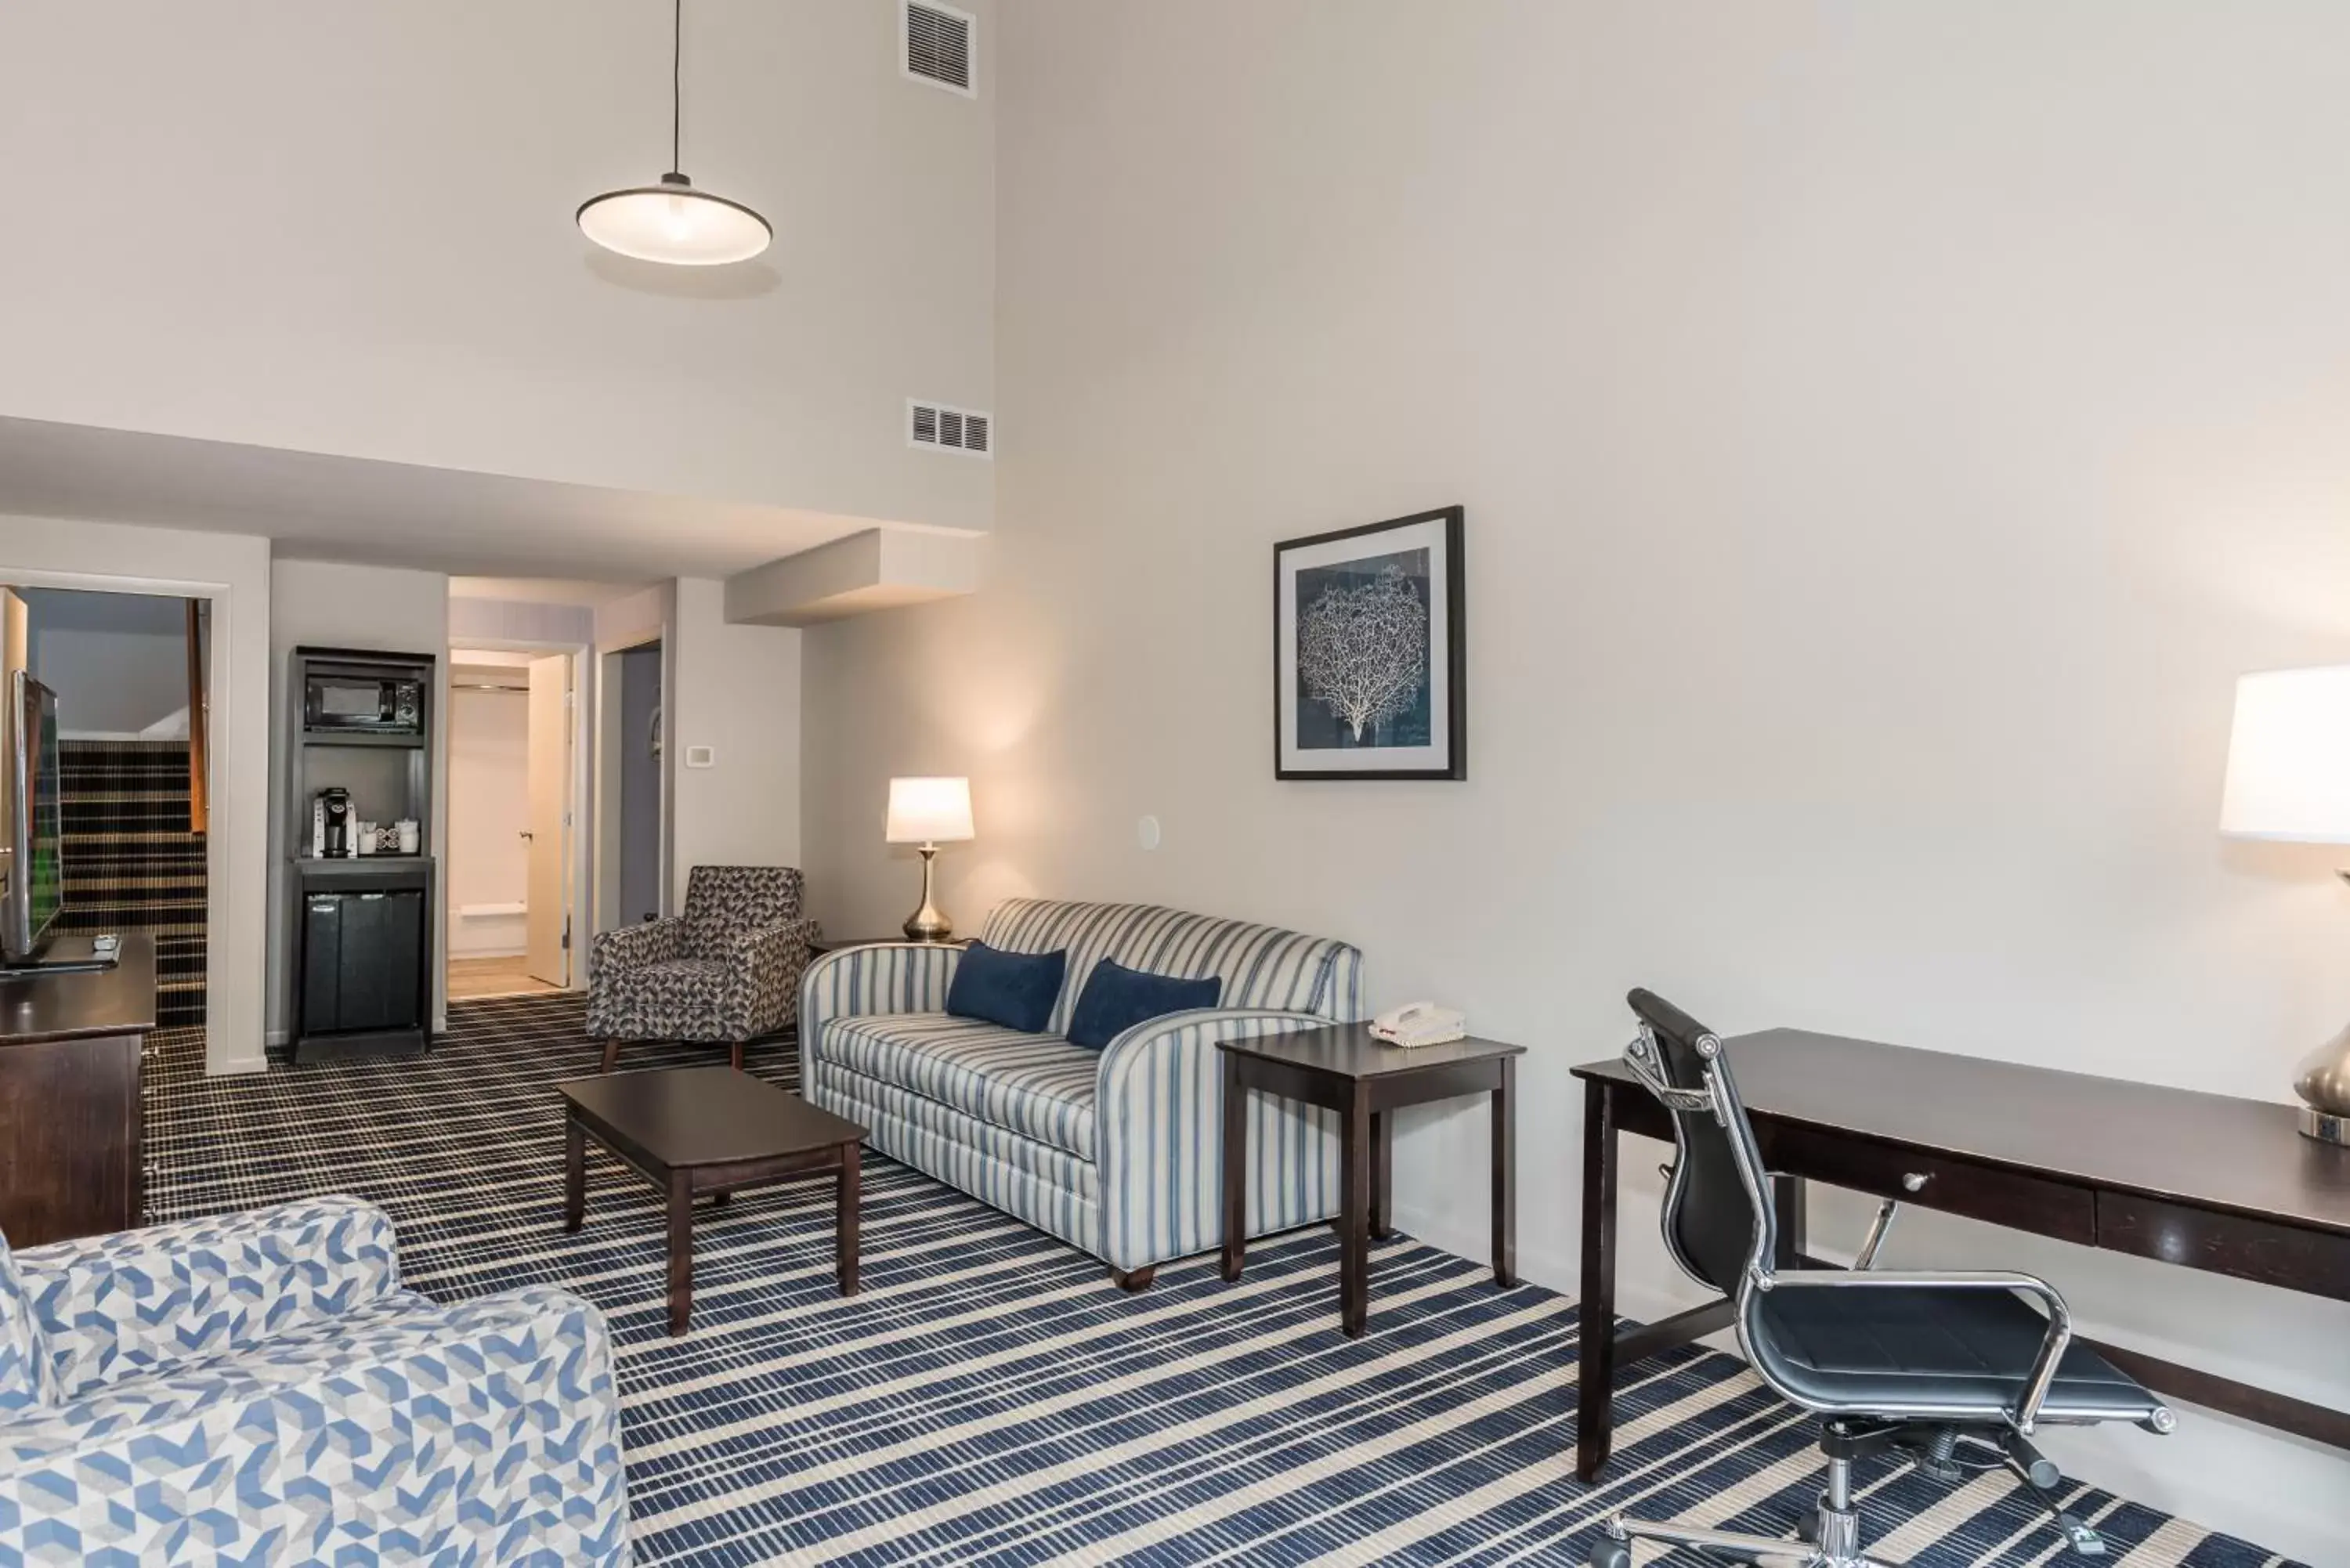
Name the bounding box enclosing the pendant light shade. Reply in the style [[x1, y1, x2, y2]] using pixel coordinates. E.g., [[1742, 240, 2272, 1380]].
[[577, 173, 771, 266], [579, 0, 770, 266]]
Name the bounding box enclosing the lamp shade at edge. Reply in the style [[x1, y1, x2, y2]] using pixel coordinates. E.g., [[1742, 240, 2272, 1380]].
[[2218, 665, 2350, 844]]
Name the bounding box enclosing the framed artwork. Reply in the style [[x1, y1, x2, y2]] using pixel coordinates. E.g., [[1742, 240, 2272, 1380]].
[[1274, 504, 1466, 780]]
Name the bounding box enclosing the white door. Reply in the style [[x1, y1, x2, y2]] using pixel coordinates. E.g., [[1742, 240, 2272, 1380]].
[[524, 655, 570, 986]]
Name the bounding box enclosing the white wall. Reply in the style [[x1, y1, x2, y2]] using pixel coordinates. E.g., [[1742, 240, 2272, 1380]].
[[267, 560, 452, 1036], [446, 685, 530, 957], [23, 589, 190, 737], [797, 5, 2350, 1559], [669, 577, 802, 903], [0, 516, 269, 1074], [0, 0, 994, 536]]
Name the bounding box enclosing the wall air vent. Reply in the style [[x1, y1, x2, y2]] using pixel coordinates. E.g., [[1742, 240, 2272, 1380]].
[[908, 399, 992, 458], [903, 0, 977, 97]]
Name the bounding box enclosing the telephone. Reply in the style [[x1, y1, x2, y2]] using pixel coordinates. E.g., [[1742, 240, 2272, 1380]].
[[1370, 1001, 1468, 1049]]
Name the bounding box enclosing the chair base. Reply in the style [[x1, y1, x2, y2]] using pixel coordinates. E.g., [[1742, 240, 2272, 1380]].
[[1589, 1418, 2108, 1568]]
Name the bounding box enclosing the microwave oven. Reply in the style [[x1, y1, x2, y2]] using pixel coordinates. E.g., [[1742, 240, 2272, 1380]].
[[303, 668, 425, 736]]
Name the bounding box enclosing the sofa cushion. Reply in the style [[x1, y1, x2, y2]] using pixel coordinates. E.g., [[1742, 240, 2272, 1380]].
[[822, 1013, 1099, 1159], [1066, 959, 1222, 1050], [945, 942, 1067, 1035], [0, 1241, 51, 1413], [981, 900, 1361, 1037]]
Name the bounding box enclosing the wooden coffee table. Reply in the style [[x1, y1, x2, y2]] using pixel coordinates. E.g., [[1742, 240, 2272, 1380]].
[[557, 1065, 866, 1334]]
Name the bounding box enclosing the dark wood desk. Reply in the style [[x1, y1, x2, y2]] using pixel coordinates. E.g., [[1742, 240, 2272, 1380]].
[[1572, 1028, 2350, 1482], [1220, 1024, 1523, 1336], [0, 936, 156, 1246]]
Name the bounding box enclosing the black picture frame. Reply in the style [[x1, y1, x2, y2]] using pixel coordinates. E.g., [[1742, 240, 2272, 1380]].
[[1273, 504, 1466, 781]]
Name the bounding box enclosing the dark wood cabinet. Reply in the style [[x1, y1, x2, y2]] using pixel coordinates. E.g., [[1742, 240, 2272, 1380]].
[[0, 935, 154, 1247]]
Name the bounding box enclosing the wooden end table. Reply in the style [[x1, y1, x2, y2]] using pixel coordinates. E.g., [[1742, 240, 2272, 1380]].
[[1218, 1024, 1524, 1337], [557, 1065, 866, 1334]]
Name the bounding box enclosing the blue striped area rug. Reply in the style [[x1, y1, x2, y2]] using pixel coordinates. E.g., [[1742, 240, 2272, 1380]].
[[145, 995, 2292, 1567]]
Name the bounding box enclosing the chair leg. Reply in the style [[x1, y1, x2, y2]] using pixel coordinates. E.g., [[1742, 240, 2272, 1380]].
[[1110, 1265, 1155, 1292], [1592, 1454, 1885, 1568], [599, 1039, 620, 1075], [1593, 1515, 1824, 1567], [730, 1039, 746, 1071], [1994, 1433, 2108, 1557]]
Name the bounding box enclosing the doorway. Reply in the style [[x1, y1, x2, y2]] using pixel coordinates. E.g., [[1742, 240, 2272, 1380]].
[[613, 641, 663, 927], [446, 648, 576, 998], [13, 586, 212, 1027]]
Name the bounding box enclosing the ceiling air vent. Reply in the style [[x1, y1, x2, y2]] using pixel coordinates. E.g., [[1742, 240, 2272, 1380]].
[[903, 0, 977, 97], [909, 399, 992, 458]]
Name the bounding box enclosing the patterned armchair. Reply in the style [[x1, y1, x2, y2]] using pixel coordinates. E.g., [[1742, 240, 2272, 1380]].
[[588, 865, 819, 1071], [0, 1195, 629, 1565]]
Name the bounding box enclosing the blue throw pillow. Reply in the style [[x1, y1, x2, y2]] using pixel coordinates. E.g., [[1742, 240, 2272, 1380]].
[[945, 942, 1067, 1035], [1066, 958, 1223, 1050]]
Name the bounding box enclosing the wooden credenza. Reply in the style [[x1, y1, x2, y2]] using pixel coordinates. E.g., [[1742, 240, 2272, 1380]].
[[0, 936, 154, 1247]]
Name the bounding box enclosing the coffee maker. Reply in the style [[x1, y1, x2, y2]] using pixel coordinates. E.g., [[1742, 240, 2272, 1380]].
[[313, 787, 352, 858]]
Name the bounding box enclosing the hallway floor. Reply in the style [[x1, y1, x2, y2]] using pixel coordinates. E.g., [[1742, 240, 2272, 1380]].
[[446, 955, 564, 1000]]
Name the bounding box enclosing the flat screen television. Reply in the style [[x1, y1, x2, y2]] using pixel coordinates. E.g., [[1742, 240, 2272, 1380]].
[[4, 671, 63, 961]]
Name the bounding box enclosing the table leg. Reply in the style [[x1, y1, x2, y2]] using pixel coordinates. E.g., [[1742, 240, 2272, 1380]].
[[1369, 1111, 1393, 1240], [667, 1170, 694, 1336], [1220, 1051, 1248, 1282], [562, 1118, 585, 1234], [1575, 1076, 1619, 1482], [837, 1141, 861, 1296], [1773, 1173, 1807, 1270], [1340, 1086, 1372, 1337], [1492, 1057, 1517, 1287]]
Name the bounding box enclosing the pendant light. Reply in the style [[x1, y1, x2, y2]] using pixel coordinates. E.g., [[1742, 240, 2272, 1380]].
[[577, 0, 772, 266]]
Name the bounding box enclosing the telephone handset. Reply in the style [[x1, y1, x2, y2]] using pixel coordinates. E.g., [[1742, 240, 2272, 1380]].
[[1370, 1001, 1468, 1049]]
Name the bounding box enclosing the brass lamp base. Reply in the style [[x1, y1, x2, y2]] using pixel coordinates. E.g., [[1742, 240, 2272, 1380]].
[[902, 844, 953, 942], [2294, 1019, 2350, 1145]]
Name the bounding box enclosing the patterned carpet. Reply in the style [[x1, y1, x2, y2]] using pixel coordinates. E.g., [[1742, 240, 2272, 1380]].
[[144, 995, 2291, 1567]]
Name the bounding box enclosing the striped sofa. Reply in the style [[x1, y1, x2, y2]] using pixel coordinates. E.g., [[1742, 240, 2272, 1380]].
[[801, 899, 1364, 1281]]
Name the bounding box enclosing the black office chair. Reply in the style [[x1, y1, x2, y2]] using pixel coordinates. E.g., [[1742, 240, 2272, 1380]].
[[1588, 989, 2175, 1568]]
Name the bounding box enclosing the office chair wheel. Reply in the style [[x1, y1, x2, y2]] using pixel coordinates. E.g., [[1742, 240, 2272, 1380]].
[[1795, 1510, 1819, 1545], [2056, 1514, 2107, 1556], [1585, 1540, 1632, 1568]]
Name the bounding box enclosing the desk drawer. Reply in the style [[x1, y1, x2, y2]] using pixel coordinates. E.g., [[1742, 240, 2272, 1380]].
[[2100, 1193, 2350, 1301], [1766, 1123, 2096, 1245]]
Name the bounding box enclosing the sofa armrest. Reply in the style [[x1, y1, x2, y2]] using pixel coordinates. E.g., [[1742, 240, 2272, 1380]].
[[20, 1194, 402, 1403], [798, 941, 965, 1065], [1094, 1009, 1338, 1271], [591, 914, 685, 975], [0, 1284, 628, 1565]]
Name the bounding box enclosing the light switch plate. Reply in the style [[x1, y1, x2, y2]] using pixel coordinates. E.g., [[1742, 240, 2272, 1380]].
[[684, 745, 717, 769]]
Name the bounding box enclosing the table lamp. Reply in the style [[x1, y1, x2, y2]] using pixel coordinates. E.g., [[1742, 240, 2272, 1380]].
[[886, 776, 974, 941], [2219, 664, 2350, 1143]]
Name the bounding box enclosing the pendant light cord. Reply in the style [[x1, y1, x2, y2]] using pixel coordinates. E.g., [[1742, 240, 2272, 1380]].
[[671, 0, 683, 173]]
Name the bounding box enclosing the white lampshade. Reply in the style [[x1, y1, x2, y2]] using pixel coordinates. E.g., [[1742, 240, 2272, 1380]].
[[886, 777, 974, 844], [577, 173, 771, 266], [2219, 666, 2350, 844]]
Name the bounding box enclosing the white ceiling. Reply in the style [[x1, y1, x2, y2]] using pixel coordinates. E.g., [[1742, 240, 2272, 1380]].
[[450, 578, 653, 605], [0, 416, 971, 583]]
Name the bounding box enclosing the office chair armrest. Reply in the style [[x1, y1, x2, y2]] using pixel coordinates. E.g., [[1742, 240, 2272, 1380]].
[[1760, 1266, 2073, 1433]]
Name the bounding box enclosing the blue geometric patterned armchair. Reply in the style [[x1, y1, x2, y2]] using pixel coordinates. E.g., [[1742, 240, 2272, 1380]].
[[0, 1195, 629, 1565]]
